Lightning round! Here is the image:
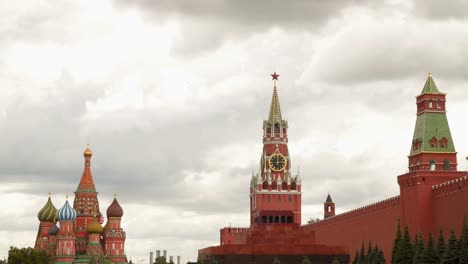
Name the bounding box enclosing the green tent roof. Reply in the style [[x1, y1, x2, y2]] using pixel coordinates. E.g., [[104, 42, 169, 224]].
[[421, 73, 440, 94]]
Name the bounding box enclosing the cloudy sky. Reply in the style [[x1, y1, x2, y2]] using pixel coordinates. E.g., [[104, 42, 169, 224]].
[[1, 0, 468, 262]]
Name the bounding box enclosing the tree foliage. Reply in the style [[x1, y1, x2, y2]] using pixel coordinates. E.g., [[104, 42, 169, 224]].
[[422, 233, 439, 263], [438, 227, 446, 260], [392, 219, 402, 264], [7, 247, 51, 264], [394, 225, 414, 264], [412, 233, 424, 264], [154, 256, 168, 264], [353, 241, 385, 264], [460, 218, 468, 263], [442, 229, 460, 264]]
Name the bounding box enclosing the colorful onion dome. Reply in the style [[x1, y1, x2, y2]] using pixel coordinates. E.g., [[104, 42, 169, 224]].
[[83, 145, 92, 157], [48, 222, 59, 235], [87, 217, 103, 234], [57, 199, 77, 221], [106, 195, 123, 217], [37, 194, 58, 222]]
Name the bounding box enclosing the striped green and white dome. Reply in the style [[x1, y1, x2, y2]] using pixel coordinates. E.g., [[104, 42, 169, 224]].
[[37, 196, 58, 222]]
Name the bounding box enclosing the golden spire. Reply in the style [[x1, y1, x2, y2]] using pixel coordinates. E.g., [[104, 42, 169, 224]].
[[268, 72, 283, 123]]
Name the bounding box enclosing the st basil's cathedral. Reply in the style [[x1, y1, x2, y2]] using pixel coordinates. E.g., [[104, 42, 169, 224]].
[[34, 146, 128, 264]]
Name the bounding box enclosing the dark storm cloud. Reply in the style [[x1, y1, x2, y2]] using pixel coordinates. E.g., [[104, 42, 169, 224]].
[[115, 0, 367, 25], [113, 0, 384, 55]]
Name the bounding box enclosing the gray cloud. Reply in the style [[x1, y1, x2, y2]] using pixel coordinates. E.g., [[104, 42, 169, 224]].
[[113, 0, 387, 56], [412, 0, 468, 20]]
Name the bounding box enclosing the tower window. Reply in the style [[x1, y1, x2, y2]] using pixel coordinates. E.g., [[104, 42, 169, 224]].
[[430, 160, 436, 171], [429, 99, 433, 108], [274, 123, 280, 134], [437, 99, 441, 108], [443, 160, 450, 170], [430, 137, 438, 148], [440, 137, 448, 148]]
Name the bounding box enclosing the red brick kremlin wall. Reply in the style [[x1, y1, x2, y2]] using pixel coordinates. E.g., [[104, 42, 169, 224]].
[[302, 196, 401, 260], [302, 172, 468, 261], [433, 175, 468, 236]]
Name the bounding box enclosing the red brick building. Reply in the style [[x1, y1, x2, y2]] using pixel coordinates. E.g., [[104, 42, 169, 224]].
[[199, 73, 468, 263]]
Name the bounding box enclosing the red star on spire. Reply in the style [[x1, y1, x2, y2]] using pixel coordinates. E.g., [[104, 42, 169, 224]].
[[271, 72, 280, 81]]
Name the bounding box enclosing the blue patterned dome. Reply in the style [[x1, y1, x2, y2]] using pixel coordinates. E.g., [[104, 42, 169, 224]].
[[57, 200, 77, 221]]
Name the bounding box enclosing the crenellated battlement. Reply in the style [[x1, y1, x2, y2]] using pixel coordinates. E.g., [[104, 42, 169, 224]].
[[432, 175, 468, 197], [220, 227, 249, 245], [305, 196, 401, 227]]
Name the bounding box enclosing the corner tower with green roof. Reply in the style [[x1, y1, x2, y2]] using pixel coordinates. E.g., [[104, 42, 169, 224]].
[[408, 73, 458, 171]]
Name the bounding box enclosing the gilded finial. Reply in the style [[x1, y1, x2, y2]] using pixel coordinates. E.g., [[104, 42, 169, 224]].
[[428, 72, 432, 77], [48, 192, 51, 197], [114, 193, 117, 198], [84, 144, 93, 156], [66, 195, 69, 200]]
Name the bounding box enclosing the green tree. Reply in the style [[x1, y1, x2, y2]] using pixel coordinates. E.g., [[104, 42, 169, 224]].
[[358, 241, 366, 264], [395, 225, 414, 264], [442, 229, 460, 264], [352, 251, 359, 264], [438, 227, 446, 260], [460, 218, 468, 263], [366, 241, 373, 264], [392, 219, 402, 264], [422, 233, 439, 263], [154, 256, 168, 264], [7, 247, 51, 264], [375, 247, 385, 264], [412, 233, 424, 264]]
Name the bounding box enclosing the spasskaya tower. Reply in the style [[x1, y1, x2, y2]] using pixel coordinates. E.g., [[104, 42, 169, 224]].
[[250, 72, 302, 226]]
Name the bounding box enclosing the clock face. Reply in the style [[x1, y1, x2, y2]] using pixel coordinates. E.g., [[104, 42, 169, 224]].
[[269, 153, 287, 172]]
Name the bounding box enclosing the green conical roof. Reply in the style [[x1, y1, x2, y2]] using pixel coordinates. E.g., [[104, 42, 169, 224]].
[[37, 196, 58, 222], [421, 73, 440, 94], [268, 82, 283, 124], [325, 194, 333, 203], [410, 75, 455, 156]]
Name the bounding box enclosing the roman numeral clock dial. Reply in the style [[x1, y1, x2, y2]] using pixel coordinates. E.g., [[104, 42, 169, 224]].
[[268, 153, 287, 172]]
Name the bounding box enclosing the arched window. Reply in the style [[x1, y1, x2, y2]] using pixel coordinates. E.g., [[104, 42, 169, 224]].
[[328, 206, 331, 213], [429, 99, 433, 108], [430, 160, 436, 171], [443, 160, 450, 170], [430, 137, 438, 148], [440, 137, 448, 148], [274, 123, 280, 134], [437, 99, 441, 108]]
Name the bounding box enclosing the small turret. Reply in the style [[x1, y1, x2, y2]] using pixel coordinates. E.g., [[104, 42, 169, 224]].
[[324, 194, 335, 219], [55, 197, 77, 263], [103, 194, 127, 263]]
